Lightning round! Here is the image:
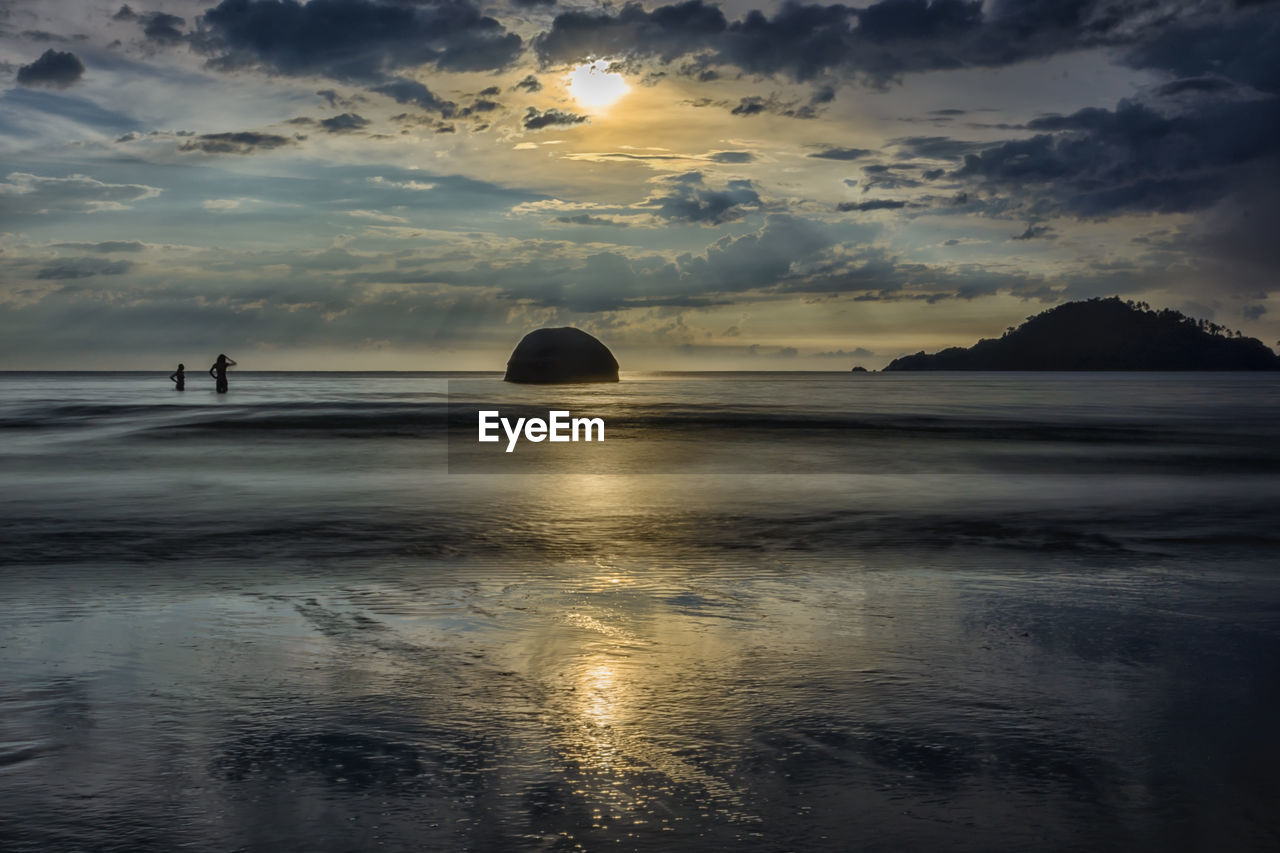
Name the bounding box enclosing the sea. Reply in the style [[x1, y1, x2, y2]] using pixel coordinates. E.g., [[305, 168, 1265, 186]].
[[1, 371, 1278, 852]]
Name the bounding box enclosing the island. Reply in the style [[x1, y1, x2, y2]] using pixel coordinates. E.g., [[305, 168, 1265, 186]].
[[885, 298, 1280, 371], [504, 327, 620, 383]]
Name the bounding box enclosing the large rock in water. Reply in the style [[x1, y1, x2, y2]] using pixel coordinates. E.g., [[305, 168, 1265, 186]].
[[504, 327, 619, 384]]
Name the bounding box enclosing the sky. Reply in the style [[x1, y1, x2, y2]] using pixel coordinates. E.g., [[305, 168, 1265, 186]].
[[1, 0, 1277, 370]]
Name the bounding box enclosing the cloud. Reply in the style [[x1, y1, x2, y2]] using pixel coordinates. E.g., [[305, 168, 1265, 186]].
[[36, 258, 134, 280], [320, 113, 370, 133], [554, 214, 628, 226], [809, 147, 872, 160], [52, 241, 146, 253], [1243, 304, 1267, 321], [746, 344, 799, 358], [953, 95, 1280, 218], [679, 214, 837, 294], [533, 0, 1188, 86], [709, 150, 754, 163], [729, 93, 825, 119], [861, 163, 922, 190], [1012, 223, 1056, 240], [523, 107, 587, 130], [535, 1, 730, 67], [459, 99, 501, 118], [0, 172, 161, 221], [512, 74, 542, 92], [893, 135, 985, 159], [139, 12, 186, 43], [16, 49, 85, 88], [1124, 7, 1280, 96], [371, 78, 456, 116], [196, 0, 523, 80], [644, 172, 762, 224], [809, 347, 875, 358], [837, 199, 909, 211], [1155, 77, 1236, 97], [179, 132, 295, 154], [347, 209, 408, 223]]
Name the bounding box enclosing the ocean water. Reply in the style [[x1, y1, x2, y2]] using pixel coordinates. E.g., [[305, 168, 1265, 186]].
[[1, 371, 1278, 851]]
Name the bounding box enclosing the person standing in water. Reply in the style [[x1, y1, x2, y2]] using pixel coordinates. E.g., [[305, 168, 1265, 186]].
[[169, 363, 185, 391], [209, 354, 236, 393]]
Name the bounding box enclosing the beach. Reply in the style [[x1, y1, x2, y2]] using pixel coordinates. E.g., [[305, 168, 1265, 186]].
[[2, 372, 1278, 851]]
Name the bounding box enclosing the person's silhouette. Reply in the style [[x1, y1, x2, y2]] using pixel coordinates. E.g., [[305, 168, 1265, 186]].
[[209, 354, 236, 393], [169, 363, 185, 391]]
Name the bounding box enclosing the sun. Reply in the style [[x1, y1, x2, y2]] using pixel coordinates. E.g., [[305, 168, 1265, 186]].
[[567, 60, 630, 111]]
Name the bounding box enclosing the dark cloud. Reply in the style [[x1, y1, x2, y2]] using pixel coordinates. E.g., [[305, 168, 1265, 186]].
[[137, 11, 185, 43], [554, 214, 626, 226], [646, 172, 762, 224], [21, 31, 70, 43], [954, 96, 1280, 218], [16, 49, 85, 88], [837, 199, 909, 211], [809, 147, 872, 160], [535, 1, 730, 67], [730, 93, 823, 119], [522, 107, 587, 130], [1243, 304, 1267, 321], [678, 215, 837, 295], [708, 151, 754, 163], [856, 0, 981, 43], [371, 78, 457, 116], [511, 0, 557, 6], [1155, 76, 1236, 97], [810, 347, 875, 358], [1012, 223, 1056, 240], [179, 131, 295, 154], [194, 0, 523, 106], [320, 112, 370, 133], [1124, 7, 1280, 95], [534, 0, 1200, 86], [459, 99, 501, 117], [893, 135, 985, 159], [478, 86, 501, 96], [113, 4, 138, 21], [36, 258, 134, 279], [512, 74, 542, 92], [861, 163, 923, 190], [52, 241, 146, 253]]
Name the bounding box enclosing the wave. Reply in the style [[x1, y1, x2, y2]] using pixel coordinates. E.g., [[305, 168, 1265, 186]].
[[2, 399, 1273, 444]]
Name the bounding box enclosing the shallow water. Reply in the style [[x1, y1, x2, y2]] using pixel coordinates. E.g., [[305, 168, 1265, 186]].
[[2, 372, 1278, 851]]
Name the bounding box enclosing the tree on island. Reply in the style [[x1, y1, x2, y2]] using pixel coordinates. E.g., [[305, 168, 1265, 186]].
[[885, 297, 1280, 371]]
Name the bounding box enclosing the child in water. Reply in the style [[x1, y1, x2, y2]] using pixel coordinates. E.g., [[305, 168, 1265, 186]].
[[209, 354, 236, 393], [169, 363, 185, 391]]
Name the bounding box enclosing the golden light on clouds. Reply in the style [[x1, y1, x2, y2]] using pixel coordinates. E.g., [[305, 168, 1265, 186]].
[[567, 60, 630, 111]]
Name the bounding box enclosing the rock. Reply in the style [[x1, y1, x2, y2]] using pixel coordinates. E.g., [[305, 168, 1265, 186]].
[[850, 365, 868, 372], [504, 327, 620, 384]]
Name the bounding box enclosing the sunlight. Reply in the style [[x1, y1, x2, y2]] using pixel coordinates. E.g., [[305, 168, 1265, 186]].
[[567, 60, 630, 111]]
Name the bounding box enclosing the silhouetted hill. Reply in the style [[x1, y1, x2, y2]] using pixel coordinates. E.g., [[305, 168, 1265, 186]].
[[885, 298, 1280, 371]]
